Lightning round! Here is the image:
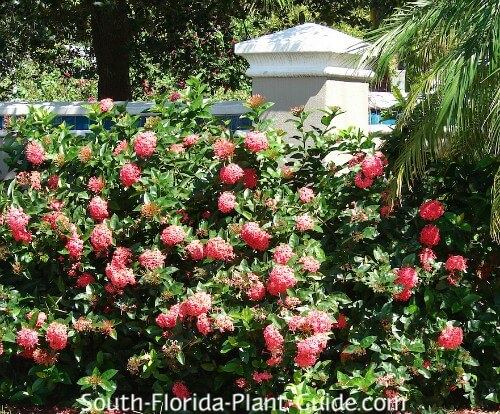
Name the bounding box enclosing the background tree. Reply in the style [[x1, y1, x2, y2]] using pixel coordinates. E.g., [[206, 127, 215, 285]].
[[0, 0, 406, 100]]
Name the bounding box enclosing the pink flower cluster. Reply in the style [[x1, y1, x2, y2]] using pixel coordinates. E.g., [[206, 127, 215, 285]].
[[46, 322, 68, 350], [438, 326, 463, 349], [25, 142, 46, 165], [134, 131, 157, 158], [220, 163, 244, 184], [196, 313, 213, 335], [182, 291, 212, 317], [294, 333, 329, 368], [161, 225, 186, 245], [138, 249, 166, 270], [91, 223, 113, 252], [244, 131, 269, 152], [205, 237, 234, 261], [16, 328, 39, 349], [393, 267, 419, 301], [99, 98, 114, 113], [296, 214, 314, 231], [267, 265, 297, 295], [27, 311, 47, 327], [218, 192, 236, 213], [157, 304, 184, 329], [287, 310, 332, 334], [252, 371, 272, 384], [87, 176, 105, 193], [185, 239, 206, 260], [89, 196, 110, 221], [298, 187, 315, 203], [213, 138, 235, 159], [419, 247, 436, 271], [354, 153, 386, 189], [299, 256, 321, 273], [263, 324, 283, 365], [240, 222, 271, 251], [120, 163, 141, 187], [184, 134, 200, 147], [273, 245, 295, 264], [114, 140, 129, 156], [66, 228, 84, 260], [105, 247, 135, 289], [7, 207, 32, 243]]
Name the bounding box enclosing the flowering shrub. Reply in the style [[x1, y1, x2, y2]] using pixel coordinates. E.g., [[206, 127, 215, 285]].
[[0, 78, 498, 412]]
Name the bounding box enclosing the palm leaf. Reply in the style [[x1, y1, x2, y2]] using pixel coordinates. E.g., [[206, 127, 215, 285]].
[[363, 0, 500, 241]]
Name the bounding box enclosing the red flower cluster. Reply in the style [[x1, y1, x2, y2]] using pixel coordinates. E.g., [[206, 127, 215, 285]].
[[419, 200, 445, 221], [445, 255, 467, 273], [353, 153, 386, 189], [393, 267, 419, 301], [420, 224, 440, 246], [220, 163, 244, 184], [243, 168, 258, 188], [240, 222, 271, 251], [438, 326, 463, 349], [76, 273, 95, 288], [267, 265, 297, 295], [172, 382, 191, 399]]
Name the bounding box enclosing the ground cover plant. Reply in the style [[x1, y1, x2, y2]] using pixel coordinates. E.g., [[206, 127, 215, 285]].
[[0, 79, 498, 413]]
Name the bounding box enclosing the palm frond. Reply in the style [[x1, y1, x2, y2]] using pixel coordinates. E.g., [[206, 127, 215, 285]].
[[363, 0, 500, 241]]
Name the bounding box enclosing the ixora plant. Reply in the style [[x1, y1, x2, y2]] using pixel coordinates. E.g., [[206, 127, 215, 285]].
[[0, 78, 498, 413]]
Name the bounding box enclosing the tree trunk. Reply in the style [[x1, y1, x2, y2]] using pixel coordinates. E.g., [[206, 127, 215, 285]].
[[370, 7, 379, 29], [90, 1, 131, 100]]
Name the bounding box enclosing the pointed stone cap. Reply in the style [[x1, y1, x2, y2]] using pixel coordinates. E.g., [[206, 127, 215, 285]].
[[235, 23, 369, 54], [235, 23, 373, 79]]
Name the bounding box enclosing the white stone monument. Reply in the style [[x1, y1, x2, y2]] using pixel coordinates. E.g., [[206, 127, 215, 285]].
[[235, 23, 373, 134]]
